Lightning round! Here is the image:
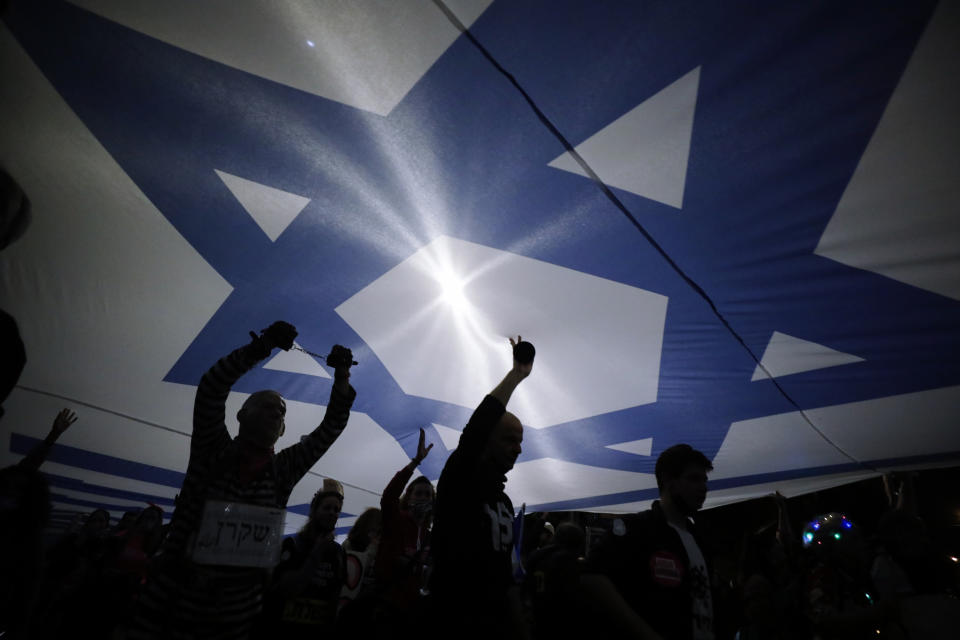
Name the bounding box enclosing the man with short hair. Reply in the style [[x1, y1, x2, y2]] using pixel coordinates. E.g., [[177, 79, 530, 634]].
[[583, 443, 716, 640], [429, 337, 533, 639]]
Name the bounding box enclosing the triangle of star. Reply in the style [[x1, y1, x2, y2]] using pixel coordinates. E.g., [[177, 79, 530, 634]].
[[814, 1, 960, 301], [751, 331, 864, 381], [605, 437, 653, 456], [548, 66, 700, 209], [431, 423, 462, 450], [263, 342, 331, 378], [215, 169, 310, 241]]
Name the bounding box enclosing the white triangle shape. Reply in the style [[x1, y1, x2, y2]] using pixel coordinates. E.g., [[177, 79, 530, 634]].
[[814, 1, 960, 301], [432, 423, 463, 450], [263, 342, 331, 378], [605, 437, 654, 457], [548, 67, 700, 209], [751, 331, 865, 381], [215, 170, 310, 242]]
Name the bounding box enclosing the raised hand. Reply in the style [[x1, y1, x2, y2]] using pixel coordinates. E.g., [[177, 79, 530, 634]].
[[490, 337, 534, 407], [51, 408, 78, 437], [259, 321, 298, 351], [508, 336, 534, 380], [326, 344, 354, 381], [414, 427, 434, 465]]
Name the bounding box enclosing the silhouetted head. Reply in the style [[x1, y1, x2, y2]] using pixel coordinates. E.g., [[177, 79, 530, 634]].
[[116, 510, 138, 532], [400, 475, 435, 511], [656, 444, 713, 516], [237, 390, 286, 449], [83, 508, 110, 534], [483, 411, 523, 474], [553, 522, 585, 555], [346, 507, 382, 552], [135, 505, 163, 533], [309, 478, 344, 534]]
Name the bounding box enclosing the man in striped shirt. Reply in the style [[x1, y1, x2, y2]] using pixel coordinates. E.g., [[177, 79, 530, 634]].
[[129, 321, 356, 640]]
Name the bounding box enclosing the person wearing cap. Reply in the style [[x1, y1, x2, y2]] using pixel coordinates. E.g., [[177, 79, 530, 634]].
[[256, 478, 347, 639], [128, 321, 356, 640], [429, 337, 533, 639], [582, 443, 717, 640]]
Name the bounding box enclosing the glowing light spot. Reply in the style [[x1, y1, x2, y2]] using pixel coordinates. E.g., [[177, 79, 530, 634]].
[[812, 522, 820, 530], [951, 556, 958, 563], [833, 533, 841, 540], [437, 269, 468, 311], [306, 40, 315, 47], [843, 520, 852, 529], [803, 532, 814, 544]]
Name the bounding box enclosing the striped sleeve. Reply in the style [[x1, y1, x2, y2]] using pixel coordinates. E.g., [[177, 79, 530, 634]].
[[273, 382, 357, 496], [191, 343, 266, 459]]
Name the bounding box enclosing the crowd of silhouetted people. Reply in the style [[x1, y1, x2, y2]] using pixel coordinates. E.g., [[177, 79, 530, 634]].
[[2, 339, 958, 639], [2, 167, 960, 640]]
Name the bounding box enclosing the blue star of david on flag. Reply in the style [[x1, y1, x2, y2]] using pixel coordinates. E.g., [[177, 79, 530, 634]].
[[3, 0, 959, 525]]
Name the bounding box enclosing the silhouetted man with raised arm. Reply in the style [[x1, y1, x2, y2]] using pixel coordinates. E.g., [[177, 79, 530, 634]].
[[129, 321, 356, 640], [429, 337, 533, 640]]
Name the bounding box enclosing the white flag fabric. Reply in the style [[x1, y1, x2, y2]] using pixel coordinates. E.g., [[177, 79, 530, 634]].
[[2, 0, 958, 535]]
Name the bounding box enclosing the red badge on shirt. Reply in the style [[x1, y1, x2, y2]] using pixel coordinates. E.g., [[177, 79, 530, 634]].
[[649, 550, 684, 587]]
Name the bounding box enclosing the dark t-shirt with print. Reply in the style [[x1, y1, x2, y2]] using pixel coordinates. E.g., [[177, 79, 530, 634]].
[[585, 501, 716, 640], [429, 395, 516, 632], [258, 536, 344, 639]]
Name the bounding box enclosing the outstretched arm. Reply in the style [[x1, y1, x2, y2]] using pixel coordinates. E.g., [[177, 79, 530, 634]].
[[490, 337, 534, 407], [772, 491, 796, 551], [191, 321, 297, 458], [274, 345, 357, 492], [19, 408, 77, 471], [382, 428, 433, 515], [456, 337, 533, 461]]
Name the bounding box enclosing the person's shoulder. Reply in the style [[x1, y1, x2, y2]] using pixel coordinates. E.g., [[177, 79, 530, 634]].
[[592, 510, 664, 554], [435, 447, 470, 491], [617, 510, 657, 535]]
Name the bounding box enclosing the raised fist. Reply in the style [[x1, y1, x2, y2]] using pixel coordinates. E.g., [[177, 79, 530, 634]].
[[326, 345, 355, 377], [259, 321, 297, 351], [508, 336, 534, 379]]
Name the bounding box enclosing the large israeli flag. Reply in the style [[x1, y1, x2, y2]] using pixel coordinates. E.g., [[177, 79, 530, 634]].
[[1, 0, 958, 535]]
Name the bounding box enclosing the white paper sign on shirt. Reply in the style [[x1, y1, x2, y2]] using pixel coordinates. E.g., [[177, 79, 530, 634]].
[[192, 500, 285, 568]]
